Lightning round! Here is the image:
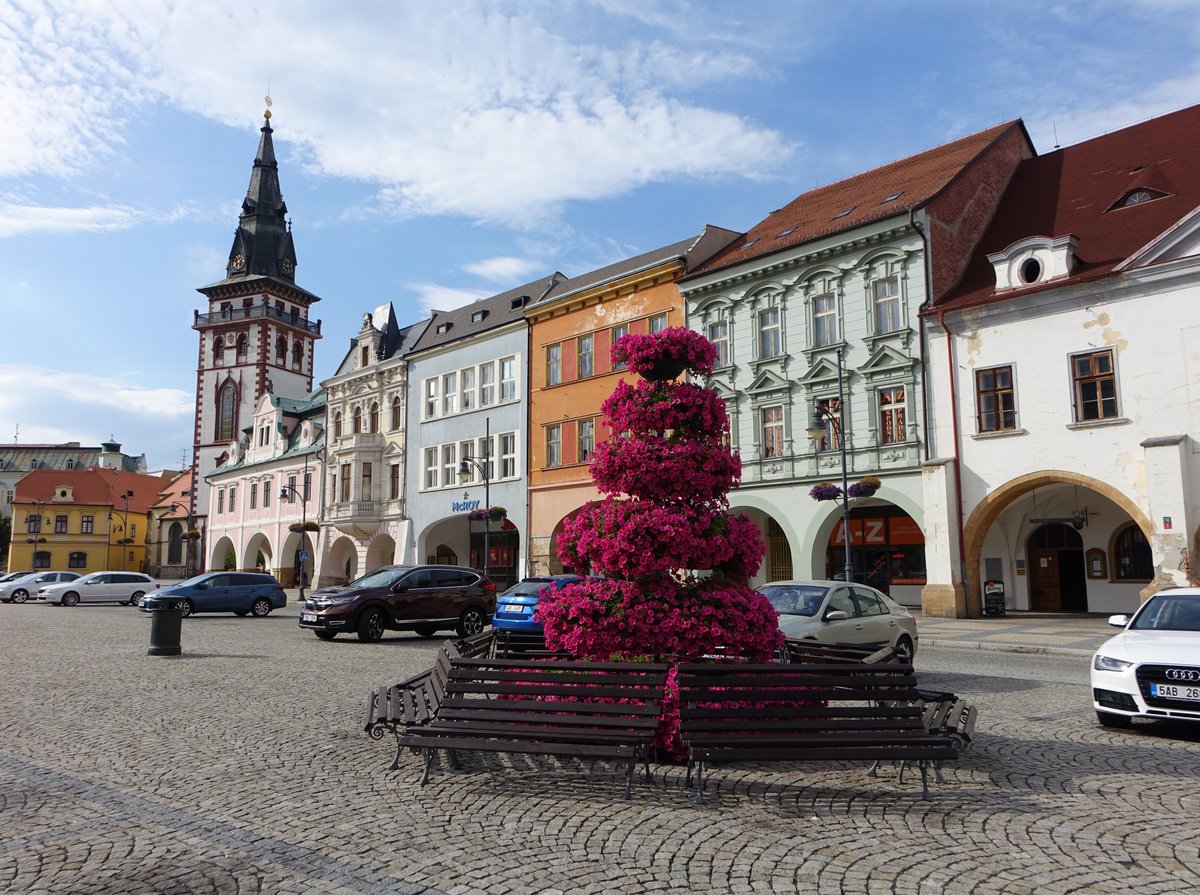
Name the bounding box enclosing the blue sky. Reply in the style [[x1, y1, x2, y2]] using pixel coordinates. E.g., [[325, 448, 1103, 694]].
[[1, 0, 1197, 470]]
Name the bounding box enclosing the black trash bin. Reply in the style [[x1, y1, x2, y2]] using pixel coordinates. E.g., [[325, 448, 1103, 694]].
[[142, 598, 184, 656]]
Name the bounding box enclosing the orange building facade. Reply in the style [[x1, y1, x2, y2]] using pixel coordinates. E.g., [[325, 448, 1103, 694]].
[[524, 229, 739, 574]]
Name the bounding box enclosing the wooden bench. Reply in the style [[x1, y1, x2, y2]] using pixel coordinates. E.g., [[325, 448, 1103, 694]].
[[490, 628, 572, 658], [364, 643, 459, 769], [676, 662, 960, 803], [398, 657, 670, 798], [779, 638, 899, 665]]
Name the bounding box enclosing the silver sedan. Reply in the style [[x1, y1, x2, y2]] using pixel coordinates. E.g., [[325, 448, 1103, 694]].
[[757, 579, 919, 661]]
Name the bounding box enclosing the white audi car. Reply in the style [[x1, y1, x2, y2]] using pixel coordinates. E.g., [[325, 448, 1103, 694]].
[[1091, 587, 1200, 728]]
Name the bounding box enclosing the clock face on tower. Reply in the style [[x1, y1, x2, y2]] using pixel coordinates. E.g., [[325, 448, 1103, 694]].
[[281, 258, 294, 274], [231, 254, 246, 271]]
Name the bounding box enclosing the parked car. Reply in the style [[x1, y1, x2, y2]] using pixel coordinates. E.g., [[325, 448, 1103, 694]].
[[0, 571, 33, 586], [492, 575, 592, 633], [1091, 586, 1200, 728], [756, 579, 918, 660], [0, 571, 80, 603], [299, 564, 495, 642], [142, 572, 287, 618], [40, 572, 155, 606]]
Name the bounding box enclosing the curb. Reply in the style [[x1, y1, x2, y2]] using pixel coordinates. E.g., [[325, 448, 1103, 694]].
[[921, 638, 1096, 658]]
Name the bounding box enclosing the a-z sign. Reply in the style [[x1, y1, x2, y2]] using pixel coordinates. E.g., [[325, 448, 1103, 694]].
[[829, 516, 926, 547]]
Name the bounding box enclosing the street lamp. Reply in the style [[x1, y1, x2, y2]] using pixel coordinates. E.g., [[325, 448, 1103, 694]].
[[24, 501, 49, 567], [458, 456, 491, 580], [807, 347, 854, 584], [280, 458, 311, 601], [107, 490, 136, 571]]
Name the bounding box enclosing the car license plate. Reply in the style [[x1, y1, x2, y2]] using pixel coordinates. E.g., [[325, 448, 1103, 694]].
[[1150, 683, 1200, 701], [301, 612, 317, 623]]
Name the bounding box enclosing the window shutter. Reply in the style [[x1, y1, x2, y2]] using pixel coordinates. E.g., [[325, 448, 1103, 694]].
[[562, 347, 577, 382], [562, 420, 578, 465], [595, 328, 612, 375]]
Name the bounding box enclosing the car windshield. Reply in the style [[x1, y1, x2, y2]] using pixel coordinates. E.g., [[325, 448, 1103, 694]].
[[502, 580, 554, 598], [760, 584, 829, 617], [350, 568, 408, 589], [1130, 594, 1200, 632]]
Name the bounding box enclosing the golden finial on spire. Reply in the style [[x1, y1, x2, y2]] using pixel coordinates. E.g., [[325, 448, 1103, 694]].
[[264, 84, 273, 119]]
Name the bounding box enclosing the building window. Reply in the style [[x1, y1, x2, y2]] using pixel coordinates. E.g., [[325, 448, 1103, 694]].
[[976, 366, 1016, 432], [546, 424, 562, 467], [500, 433, 517, 478], [362, 462, 373, 498], [286, 475, 297, 503], [69, 551, 87, 569], [1113, 524, 1152, 581], [369, 402, 379, 433], [442, 372, 458, 415], [303, 470, 311, 502], [761, 405, 784, 458], [873, 276, 901, 334], [546, 343, 562, 386], [649, 313, 668, 333], [460, 368, 476, 412], [477, 436, 495, 480], [276, 335, 287, 361], [442, 445, 456, 489], [611, 324, 630, 370], [340, 463, 351, 502], [213, 336, 225, 364], [878, 386, 906, 445], [167, 523, 183, 564], [391, 396, 403, 430], [424, 448, 439, 489], [81, 515, 93, 534], [360, 346, 370, 367], [353, 407, 363, 434], [499, 356, 517, 401], [815, 397, 841, 452], [217, 490, 225, 515], [25, 513, 41, 534], [425, 379, 439, 418], [578, 335, 594, 378], [250, 482, 258, 509], [216, 383, 236, 442], [236, 334, 247, 358], [758, 306, 781, 359], [263, 478, 272, 508], [707, 320, 729, 367], [292, 341, 302, 366], [480, 362, 496, 406], [813, 292, 837, 347], [228, 486, 236, 510], [130, 522, 136, 539], [578, 418, 595, 462], [33, 551, 50, 570], [389, 463, 400, 500], [1071, 349, 1118, 421], [333, 412, 343, 439], [55, 514, 67, 534]]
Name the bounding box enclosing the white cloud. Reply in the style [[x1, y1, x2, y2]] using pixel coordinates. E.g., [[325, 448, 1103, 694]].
[[461, 256, 542, 282], [0, 364, 193, 418], [404, 282, 492, 315], [0, 1, 791, 224], [0, 203, 139, 237]]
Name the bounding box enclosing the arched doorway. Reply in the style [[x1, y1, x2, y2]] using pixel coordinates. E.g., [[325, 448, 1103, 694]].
[[365, 534, 397, 571], [1027, 524, 1087, 611], [820, 503, 926, 605], [209, 536, 237, 572], [323, 535, 359, 586]]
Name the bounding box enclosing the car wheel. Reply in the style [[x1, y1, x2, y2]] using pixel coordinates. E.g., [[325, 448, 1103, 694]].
[[456, 606, 487, 638], [414, 625, 438, 638], [62, 592, 80, 607], [357, 608, 386, 642], [129, 591, 144, 606], [894, 635, 915, 663], [179, 600, 194, 618], [11, 589, 28, 603], [1096, 710, 1133, 729], [314, 630, 337, 641], [250, 598, 273, 618]]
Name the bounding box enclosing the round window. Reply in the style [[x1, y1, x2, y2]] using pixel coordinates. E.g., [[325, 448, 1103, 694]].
[[1019, 257, 1042, 284]]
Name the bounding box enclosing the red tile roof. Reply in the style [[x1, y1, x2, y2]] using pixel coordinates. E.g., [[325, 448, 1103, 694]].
[[14, 468, 172, 514], [936, 103, 1200, 311], [687, 121, 1021, 278]]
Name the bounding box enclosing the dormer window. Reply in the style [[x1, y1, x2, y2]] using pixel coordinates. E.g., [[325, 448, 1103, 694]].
[[510, 295, 530, 310], [833, 206, 855, 219], [436, 322, 452, 335], [1018, 258, 1042, 285], [987, 235, 1078, 292], [471, 310, 488, 323], [882, 191, 903, 203], [1109, 187, 1166, 210]]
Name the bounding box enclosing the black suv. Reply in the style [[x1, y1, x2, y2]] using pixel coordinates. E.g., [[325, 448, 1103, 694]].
[[298, 564, 496, 642]]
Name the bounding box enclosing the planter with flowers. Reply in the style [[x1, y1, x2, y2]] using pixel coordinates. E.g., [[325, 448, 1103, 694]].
[[467, 506, 507, 523], [540, 326, 783, 758], [184, 529, 202, 541], [288, 521, 319, 533]]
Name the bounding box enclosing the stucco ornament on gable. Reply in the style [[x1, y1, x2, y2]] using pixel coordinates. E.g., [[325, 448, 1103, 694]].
[[987, 234, 1078, 291]]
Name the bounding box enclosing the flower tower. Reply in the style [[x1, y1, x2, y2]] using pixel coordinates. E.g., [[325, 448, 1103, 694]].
[[539, 327, 782, 665]]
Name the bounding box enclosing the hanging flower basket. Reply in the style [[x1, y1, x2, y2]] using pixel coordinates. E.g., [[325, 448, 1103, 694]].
[[184, 530, 202, 540], [116, 537, 136, 545], [846, 476, 881, 498], [612, 327, 718, 379], [809, 482, 842, 501], [289, 521, 319, 533], [467, 506, 507, 522]]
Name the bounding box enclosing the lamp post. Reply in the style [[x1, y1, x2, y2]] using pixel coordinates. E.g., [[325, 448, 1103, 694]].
[[24, 501, 49, 567], [107, 490, 136, 571], [807, 347, 854, 584], [280, 458, 311, 601], [458, 456, 491, 580]]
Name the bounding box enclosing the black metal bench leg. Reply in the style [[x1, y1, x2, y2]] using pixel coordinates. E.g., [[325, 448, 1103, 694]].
[[418, 748, 435, 785], [918, 760, 930, 800], [447, 748, 461, 770], [624, 756, 636, 800], [694, 760, 706, 805], [866, 759, 881, 778], [932, 760, 946, 784], [387, 726, 402, 771]]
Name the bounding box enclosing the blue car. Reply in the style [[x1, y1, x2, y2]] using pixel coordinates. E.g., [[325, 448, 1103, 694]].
[[491, 576, 591, 633], [142, 572, 287, 618]]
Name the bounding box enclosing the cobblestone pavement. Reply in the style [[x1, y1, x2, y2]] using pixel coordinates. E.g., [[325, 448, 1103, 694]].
[[1, 601, 1198, 894]]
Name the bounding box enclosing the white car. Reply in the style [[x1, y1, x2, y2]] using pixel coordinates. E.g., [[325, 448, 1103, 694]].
[[40, 572, 155, 607], [0, 571, 80, 603], [1091, 587, 1200, 728], [756, 579, 919, 661]]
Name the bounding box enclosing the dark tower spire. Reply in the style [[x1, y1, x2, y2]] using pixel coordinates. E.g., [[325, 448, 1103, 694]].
[[224, 104, 298, 283]]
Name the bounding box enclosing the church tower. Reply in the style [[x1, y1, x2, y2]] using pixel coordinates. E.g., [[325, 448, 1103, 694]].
[[190, 105, 322, 549]]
